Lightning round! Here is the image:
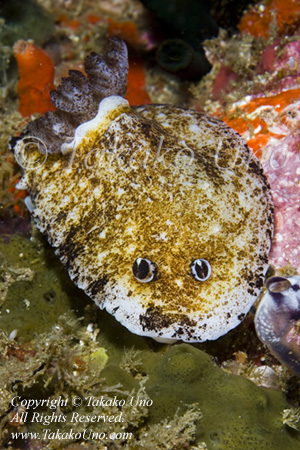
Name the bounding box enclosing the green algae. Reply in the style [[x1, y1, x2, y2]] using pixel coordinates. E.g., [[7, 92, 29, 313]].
[[0, 232, 300, 450], [144, 345, 300, 449], [0, 0, 54, 48], [0, 233, 88, 338], [102, 343, 300, 449]]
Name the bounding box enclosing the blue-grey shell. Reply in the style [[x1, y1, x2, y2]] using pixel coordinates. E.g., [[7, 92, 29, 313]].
[[255, 275, 300, 375]]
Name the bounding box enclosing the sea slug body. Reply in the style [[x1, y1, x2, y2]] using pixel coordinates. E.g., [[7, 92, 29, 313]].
[[11, 38, 274, 342]]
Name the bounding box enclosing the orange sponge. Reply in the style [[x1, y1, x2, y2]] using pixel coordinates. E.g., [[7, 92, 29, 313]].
[[13, 40, 55, 117]]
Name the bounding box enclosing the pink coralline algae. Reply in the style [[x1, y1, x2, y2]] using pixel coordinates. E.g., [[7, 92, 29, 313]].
[[261, 123, 300, 272], [259, 37, 300, 272], [263, 126, 300, 272], [219, 35, 300, 273], [261, 39, 300, 93]]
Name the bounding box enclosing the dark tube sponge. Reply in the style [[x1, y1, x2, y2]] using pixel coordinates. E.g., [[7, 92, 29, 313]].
[[11, 37, 129, 154]]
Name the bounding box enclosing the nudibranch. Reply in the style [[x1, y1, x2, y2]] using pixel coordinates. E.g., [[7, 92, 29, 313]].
[[255, 275, 300, 376], [11, 37, 274, 342]]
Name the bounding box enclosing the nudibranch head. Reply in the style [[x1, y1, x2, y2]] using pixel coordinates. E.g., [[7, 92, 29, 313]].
[[11, 38, 274, 343], [255, 275, 300, 376]]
